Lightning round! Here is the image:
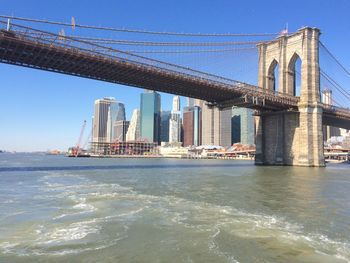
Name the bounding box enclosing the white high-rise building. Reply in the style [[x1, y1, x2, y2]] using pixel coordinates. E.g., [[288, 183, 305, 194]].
[[322, 89, 340, 140], [169, 96, 181, 143], [187, 97, 195, 107], [93, 97, 125, 143], [322, 89, 332, 105], [126, 109, 141, 141]]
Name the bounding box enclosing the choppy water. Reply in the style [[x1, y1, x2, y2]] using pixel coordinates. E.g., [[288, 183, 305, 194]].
[[0, 153, 349, 263]]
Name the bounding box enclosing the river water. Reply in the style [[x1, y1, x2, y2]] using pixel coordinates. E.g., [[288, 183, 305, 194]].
[[0, 153, 349, 263]]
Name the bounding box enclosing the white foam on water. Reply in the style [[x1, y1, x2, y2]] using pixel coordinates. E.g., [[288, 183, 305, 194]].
[[0, 236, 127, 257], [41, 231, 129, 256], [118, 191, 350, 262], [72, 198, 96, 212], [0, 242, 20, 254], [1, 199, 17, 204], [207, 223, 240, 263], [37, 219, 101, 245], [114, 207, 146, 218], [0, 218, 129, 256]]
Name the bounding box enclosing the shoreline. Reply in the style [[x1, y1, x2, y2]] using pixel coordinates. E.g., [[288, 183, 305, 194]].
[[71, 154, 255, 161]]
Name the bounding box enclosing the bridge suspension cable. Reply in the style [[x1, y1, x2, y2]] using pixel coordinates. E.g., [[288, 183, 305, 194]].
[[14, 31, 263, 46], [319, 41, 350, 77], [320, 70, 350, 102], [50, 38, 262, 47], [0, 15, 279, 37], [319, 41, 350, 108], [90, 47, 257, 54]]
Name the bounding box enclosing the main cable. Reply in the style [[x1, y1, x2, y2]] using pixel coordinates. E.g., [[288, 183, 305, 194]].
[[14, 31, 265, 46], [0, 15, 279, 37], [320, 41, 350, 77], [321, 70, 350, 102]]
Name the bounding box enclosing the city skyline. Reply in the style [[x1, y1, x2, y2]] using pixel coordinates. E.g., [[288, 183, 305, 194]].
[[1, 0, 350, 151], [89, 93, 256, 148]]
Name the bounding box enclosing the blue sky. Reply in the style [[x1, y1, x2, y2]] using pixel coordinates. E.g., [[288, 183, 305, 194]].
[[1, 0, 350, 151]]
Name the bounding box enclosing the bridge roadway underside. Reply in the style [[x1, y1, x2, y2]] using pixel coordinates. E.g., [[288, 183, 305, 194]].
[[323, 114, 350, 130], [0, 32, 296, 111]]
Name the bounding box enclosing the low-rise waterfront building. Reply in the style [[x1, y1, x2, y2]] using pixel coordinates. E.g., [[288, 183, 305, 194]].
[[158, 145, 189, 158], [90, 141, 157, 155]]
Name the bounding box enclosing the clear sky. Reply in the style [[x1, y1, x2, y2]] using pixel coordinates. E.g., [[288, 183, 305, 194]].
[[1, 0, 350, 152]]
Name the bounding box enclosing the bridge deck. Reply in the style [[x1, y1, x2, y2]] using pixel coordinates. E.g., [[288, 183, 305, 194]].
[[0, 26, 349, 129], [0, 28, 298, 110]]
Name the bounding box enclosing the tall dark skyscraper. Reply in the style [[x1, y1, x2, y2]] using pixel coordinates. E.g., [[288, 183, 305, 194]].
[[140, 90, 161, 144], [231, 115, 241, 143], [231, 107, 254, 144], [183, 106, 201, 147], [160, 110, 171, 143]]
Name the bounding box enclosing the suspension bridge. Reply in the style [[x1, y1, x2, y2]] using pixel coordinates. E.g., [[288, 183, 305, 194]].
[[0, 15, 350, 166]]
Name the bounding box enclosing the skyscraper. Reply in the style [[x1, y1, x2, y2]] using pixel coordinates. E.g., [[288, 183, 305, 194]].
[[107, 101, 126, 142], [183, 107, 194, 147], [114, 120, 130, 142], [199, 100, 219, 145], [126, 109, 141, 141], [199, 100, 232, 147], [169, 96, 181, 143], [322, 89, 340, 140], [219, 108, 232, 146], [193, 106, 202, 146], [160, 110, 171, 143], [140, 90, 161, 144], [231, 107, 255, 145], [183, 106, 202, 147], [93, 97, 126, 143], [187, 97, 195, 108]]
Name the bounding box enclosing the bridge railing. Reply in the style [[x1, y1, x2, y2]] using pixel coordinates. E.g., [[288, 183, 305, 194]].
[[0, 20, 300, 105], [322, 103, 350, 117]]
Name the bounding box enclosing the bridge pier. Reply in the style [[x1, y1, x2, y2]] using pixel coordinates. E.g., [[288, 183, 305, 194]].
[[255, 107, 325, 166], [297, 104, 325, 166], [255, 27, 325, 167]]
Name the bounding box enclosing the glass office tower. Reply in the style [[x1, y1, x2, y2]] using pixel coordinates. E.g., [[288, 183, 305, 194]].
[[231, 107, 255, 144], [160, 110, 171, 143], [140, 90, 161, 144]]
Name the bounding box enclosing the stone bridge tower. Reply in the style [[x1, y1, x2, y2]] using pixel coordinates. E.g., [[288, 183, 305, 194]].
[[255, 27, 325, 166]]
